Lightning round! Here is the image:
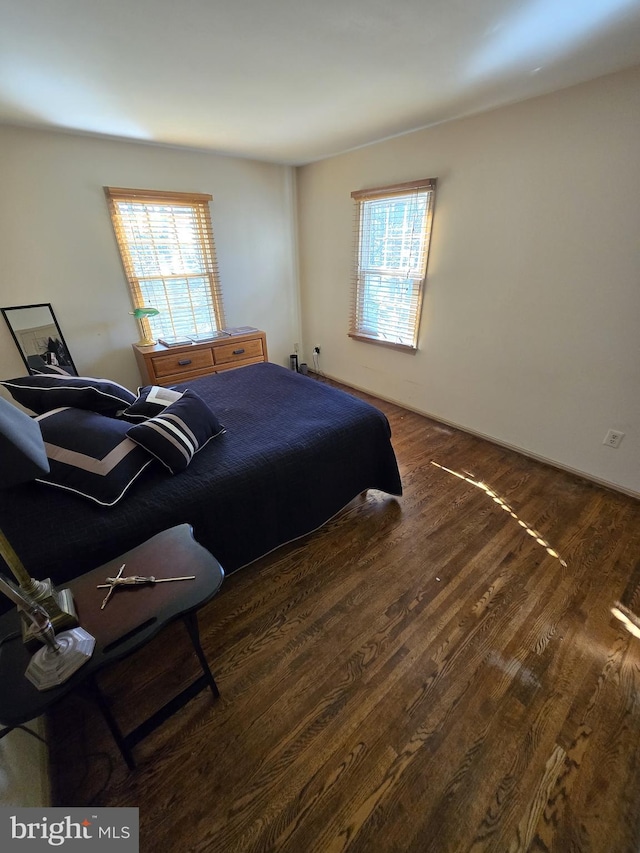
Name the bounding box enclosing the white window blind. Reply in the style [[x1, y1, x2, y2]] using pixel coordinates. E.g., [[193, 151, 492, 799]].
[[350, 178, 436, 351], [105, 187, 225, 341]]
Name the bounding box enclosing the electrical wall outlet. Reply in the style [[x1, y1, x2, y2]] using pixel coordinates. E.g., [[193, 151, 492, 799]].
[[603, 429, 625, 448], [314, 346, 320, 354]]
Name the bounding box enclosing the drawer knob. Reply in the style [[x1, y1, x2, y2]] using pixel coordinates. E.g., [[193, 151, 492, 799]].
[[232, 348, 245, 355], [178, 359, 192, 366]]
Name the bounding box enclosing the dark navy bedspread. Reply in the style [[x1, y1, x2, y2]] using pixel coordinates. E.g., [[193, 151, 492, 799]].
[[0, 363, 401, 587]]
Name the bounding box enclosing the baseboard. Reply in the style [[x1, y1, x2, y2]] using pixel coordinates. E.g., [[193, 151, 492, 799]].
[[313, 371, 640, 501]]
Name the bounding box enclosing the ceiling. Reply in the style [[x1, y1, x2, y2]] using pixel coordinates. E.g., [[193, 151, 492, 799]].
[[1, 0, 640, 165]]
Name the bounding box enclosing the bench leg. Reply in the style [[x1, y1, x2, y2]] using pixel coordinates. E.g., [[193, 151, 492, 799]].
[[86, 675, 136, 770], [83, 616, 219, 771], [182, 612, 220, 699]]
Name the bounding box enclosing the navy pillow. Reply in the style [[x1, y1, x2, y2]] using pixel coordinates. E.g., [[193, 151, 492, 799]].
[[120, 385, 184, 421], [127, 390, 224, 474], [35, 407, 153, 506], [1, 375, 136, 416]]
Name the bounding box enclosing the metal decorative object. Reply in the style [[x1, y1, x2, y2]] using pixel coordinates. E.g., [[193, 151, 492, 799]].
[[0, 574, 94, 691], [98, 564, 195, 609], [25, 628, 95, 691]]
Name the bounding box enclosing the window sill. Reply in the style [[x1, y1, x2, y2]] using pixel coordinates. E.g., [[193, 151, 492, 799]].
[[348, 333, 418, 353]]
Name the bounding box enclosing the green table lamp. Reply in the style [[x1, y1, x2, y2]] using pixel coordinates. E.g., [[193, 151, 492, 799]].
[[131, 306, 160, 347]]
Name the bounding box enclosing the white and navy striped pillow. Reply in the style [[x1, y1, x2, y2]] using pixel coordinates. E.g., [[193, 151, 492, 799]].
[[2, 374, 136, 416], [120, 384, 184, 421], [35, 407, 153, 506], [126, 390, 224, 474]]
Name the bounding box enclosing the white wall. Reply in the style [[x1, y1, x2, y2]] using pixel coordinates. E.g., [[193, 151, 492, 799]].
[[0, 127, 299, 390], [297, 65, 640, 496]]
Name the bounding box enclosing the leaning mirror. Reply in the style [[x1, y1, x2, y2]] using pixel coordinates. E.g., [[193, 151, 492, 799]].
[[1, 303, 78, 376]]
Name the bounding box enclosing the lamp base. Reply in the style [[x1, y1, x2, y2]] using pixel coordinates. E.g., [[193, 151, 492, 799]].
[[136, 337, 156, 347], [21, 580, 78, 647], [25, 627, 95, 691]]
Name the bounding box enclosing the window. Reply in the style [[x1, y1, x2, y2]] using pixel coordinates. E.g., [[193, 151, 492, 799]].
[[105, 187, 225, 341], [350, 178, 436, 351]]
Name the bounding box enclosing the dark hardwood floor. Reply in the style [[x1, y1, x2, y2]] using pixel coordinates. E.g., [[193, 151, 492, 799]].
[[48, 380, 640, 852]]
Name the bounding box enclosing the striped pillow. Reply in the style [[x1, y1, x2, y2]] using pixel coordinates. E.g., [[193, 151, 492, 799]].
[[2, 374, 136, 416], [126, 390, 224, 474], [120, 384, 184, 421], [35, 407, 154, 506]]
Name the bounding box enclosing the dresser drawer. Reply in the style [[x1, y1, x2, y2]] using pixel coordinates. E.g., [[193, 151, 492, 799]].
[[213, 338, 264, 366], [151, 348, 214, 379], [134, 330, 268, 386]]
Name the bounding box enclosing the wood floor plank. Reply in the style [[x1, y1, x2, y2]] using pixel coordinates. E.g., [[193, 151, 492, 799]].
[[46, 379, 640, 852]]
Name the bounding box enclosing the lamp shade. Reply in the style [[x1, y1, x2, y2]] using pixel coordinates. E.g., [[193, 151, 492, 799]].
[[0, 396, 50, 488], [132, 307, 159, 320]]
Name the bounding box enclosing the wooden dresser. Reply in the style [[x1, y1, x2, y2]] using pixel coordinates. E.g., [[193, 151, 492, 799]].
[[133, 330, 268, 387]]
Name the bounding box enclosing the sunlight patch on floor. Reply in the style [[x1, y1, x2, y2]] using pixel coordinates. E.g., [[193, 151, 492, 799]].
[[611, 602, 640, 640], [430, 461, 568, 567]]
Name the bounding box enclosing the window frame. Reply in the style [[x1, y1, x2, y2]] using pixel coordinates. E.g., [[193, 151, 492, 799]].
[[349, 178, 437, 352], [104, 187, 225, 342]]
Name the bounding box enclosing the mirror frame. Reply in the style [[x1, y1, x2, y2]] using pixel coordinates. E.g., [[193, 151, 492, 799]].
[[1, 303, 78, 376]]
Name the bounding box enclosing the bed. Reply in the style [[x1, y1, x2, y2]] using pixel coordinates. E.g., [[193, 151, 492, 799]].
[[0, 362, 402, 589]]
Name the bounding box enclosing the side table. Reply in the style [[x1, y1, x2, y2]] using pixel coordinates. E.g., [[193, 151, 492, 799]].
[[0, 524, 224, 769]]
